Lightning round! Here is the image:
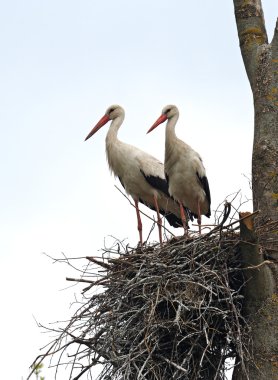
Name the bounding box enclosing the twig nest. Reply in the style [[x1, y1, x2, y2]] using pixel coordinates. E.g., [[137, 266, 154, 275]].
[[77, 231, 247, 379]]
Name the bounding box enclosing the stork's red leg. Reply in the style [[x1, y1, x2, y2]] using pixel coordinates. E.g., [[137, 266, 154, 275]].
[[179, 202, 188, 236], [135, 200, 143, 245], [153, 195, 163, 245], [197, 200, 201, 235]]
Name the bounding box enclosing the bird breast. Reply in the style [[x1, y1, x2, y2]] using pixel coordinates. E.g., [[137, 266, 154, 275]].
[[165, 139, 208, 213], [106, 141, 162, 201]]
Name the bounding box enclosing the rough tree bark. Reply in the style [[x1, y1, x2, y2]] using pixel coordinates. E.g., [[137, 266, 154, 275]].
[[233, 1, 278, 379]]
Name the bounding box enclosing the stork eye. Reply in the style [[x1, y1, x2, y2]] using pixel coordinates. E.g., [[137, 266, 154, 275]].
[[109, 108, 115, 114], [165, 108, 171, 114]]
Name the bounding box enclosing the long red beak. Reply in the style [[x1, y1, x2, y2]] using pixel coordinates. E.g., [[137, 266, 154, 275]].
[[147, 114, 167, 134], [84, 114, 110, 141]]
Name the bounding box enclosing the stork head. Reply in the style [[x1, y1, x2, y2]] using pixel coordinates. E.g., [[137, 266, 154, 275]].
[[147, 105, 179, 134], [105, 104, 125, 120], [84, 105, 124, 141]]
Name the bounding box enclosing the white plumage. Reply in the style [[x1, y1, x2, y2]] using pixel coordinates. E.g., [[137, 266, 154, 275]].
[[148, 105, 211, 234], [85, 105, 187, 245]]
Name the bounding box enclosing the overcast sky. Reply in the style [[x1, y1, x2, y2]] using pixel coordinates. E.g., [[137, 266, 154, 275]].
[[0, 1, 277, 379]]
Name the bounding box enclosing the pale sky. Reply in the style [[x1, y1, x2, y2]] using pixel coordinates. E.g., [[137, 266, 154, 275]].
[[0, 1, 277, 379]]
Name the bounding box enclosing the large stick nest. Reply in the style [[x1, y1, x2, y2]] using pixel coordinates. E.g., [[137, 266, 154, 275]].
[[86, 234, 245, 380], [30, 205, 277, 380]]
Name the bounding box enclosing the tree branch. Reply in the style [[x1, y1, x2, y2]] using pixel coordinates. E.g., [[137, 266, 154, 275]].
[[271, 17, 278, 49], [233, 0, 268, 89]]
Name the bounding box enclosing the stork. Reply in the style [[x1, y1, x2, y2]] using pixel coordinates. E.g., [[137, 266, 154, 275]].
[[85, 105, 190, 245], [147, 105, 211, 235]]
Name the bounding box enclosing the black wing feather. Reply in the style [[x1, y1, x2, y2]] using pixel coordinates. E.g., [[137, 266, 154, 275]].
[[118, 176, 125, 189], [140, 169, 170, 197], [140, 170, 194, 224], [139, 198, 184, 228], [197, 173, 211, 217]]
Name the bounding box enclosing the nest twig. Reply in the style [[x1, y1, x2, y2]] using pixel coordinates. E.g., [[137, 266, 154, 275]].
[[29, 204, 278, 380]]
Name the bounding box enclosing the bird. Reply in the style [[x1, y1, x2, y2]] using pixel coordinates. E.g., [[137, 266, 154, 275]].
[[84, 104, 190, 246], [147, 105, 211, 235]]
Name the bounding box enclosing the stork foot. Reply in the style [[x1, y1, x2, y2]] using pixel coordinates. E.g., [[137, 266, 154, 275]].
[[136, 240, 146, 251], [137, 240, 142, 247]]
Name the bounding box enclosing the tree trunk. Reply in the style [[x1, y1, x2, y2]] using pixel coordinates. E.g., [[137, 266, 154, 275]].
[[232, 1, 278, 379]]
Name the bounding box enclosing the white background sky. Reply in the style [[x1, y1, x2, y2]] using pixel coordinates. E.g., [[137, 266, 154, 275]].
[[0, 1, 277, 379]]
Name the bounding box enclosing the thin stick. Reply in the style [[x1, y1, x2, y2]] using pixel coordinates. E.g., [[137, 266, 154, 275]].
[[66, 277, 96, 284]]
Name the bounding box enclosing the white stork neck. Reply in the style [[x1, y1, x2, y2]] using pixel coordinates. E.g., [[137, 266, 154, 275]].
[[105, 114, 125, 175], [165, 113, 179, 143], [105, 114, 124, 147], [164, 113, 179, 161]]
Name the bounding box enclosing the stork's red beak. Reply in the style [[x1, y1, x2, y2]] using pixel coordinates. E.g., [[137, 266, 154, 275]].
[[84, 114, 110, 141], [147, 114, 167, 134]]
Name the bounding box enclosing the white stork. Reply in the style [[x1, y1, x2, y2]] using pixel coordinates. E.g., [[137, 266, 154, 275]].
[[85, 105, 190, 245], [147, 105, 211, 234]]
